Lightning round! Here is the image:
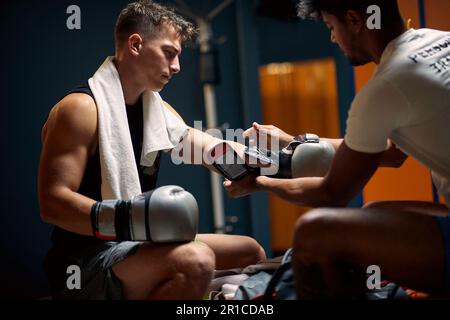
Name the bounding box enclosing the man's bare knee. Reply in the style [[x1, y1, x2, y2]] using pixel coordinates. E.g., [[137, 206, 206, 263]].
[[293, 209, 338, 262], [294, 209, 335, 241], [147, 243, 215, 299], [257, 244, 267, 262], [114, 242, 215, 299], [239, 236, 266, 265], [178, 243, 215, 290]]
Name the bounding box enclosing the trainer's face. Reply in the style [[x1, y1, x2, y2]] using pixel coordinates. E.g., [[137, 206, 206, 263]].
[[322, 11, 371, 66], [137, 24, 182, 92]]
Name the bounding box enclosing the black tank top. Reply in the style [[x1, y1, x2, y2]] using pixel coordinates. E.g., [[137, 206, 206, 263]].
[[49, 83, 162, 250]]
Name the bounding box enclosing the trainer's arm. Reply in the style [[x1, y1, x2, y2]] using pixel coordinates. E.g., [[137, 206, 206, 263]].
[[320, 138, 407, 168], [255, 142, 382, 207], [225, 141, 383, 207], [244, 123, 406, 168], [38, 94, 98, 236]]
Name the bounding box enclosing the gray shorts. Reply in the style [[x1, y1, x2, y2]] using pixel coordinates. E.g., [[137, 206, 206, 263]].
[[52, 241, 141, 300]]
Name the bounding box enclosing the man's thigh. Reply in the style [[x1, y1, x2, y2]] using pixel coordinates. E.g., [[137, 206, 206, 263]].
[[364, 200, 449, 217], [307, 208, 447, 293], [53, 241, 141, 300]]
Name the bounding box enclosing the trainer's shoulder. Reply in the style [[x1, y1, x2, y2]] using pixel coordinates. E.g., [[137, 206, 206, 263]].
[[420, 28, 450, 38]]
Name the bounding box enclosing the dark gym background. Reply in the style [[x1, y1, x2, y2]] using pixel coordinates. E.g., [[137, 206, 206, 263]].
[[0, 0, 356, 299]]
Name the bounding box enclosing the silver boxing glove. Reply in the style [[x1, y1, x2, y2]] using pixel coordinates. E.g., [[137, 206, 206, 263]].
[[290, 141, 335, 178], [245, 134, 335, 179], [91, 186, 199, 242]]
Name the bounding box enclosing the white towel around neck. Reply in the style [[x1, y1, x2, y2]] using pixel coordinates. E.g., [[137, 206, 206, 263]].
[[88, 57, 189, 200]]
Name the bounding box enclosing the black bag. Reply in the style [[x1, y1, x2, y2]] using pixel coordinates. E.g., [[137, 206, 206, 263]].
[[263, 249, 295, 300], [235, 248, 409, 301], [234, 249, 295, 300]]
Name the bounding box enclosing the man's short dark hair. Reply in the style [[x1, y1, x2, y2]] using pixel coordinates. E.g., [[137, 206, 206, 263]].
[[115, 0, 197, 47], [297, 0, 402, 22]]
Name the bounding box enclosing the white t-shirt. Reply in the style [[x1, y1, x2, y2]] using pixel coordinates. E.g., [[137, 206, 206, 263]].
[[345, 28, 450, 207]]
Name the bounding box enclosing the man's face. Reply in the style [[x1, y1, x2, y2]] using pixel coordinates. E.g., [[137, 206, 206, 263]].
[[136, 24, 182, 92], [322, 11, 371, 66]]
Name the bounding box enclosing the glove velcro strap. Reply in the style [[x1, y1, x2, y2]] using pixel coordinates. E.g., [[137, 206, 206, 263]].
[[91, 202, 101, 237], [91, 200, 118, 241], [274, 151, 293, 179], [115, 200, 132, 242], [128, 193, 153, 242], [294, 133, 320, 144]]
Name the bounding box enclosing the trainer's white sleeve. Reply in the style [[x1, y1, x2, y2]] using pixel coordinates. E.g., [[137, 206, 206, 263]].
[[344, 77, 411, 154]]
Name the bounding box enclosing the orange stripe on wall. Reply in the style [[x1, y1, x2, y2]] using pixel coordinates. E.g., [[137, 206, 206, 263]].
[[260, 60, 340, 252], [425, 0, 450, 31], [364, 158, 434, 203], [398, 0, 421, 29]]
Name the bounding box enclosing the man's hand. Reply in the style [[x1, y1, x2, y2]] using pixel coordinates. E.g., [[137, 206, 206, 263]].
[[243, 122, 294, 150], [223, 175, 270, 198]]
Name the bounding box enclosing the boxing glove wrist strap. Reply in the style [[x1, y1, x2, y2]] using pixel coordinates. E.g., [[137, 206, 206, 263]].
[[91, 200, 123, 241], [285, 133, 320, 153]]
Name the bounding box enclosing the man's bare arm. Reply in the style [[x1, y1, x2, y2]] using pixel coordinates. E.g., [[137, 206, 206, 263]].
[[225, 141, 383, 207], [244, 123, 407, 169], [321, 138, 407, 168], [163, 101, 246, 172], [254, 142, 383, 207], [38, 94, 98, 236]]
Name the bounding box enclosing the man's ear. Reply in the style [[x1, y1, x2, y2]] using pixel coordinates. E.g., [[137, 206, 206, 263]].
[[128, 33, 143, 56], [345, 10, 365, 33]]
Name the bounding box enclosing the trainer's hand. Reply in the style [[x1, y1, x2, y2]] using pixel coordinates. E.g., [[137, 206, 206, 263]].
[[243, 122, 294, 150], [223, 175, 269, 198]]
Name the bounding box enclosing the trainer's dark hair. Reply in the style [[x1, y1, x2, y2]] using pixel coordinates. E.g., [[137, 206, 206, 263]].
[[297, 0, 402, 22], [115, 0, 197, 47]]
